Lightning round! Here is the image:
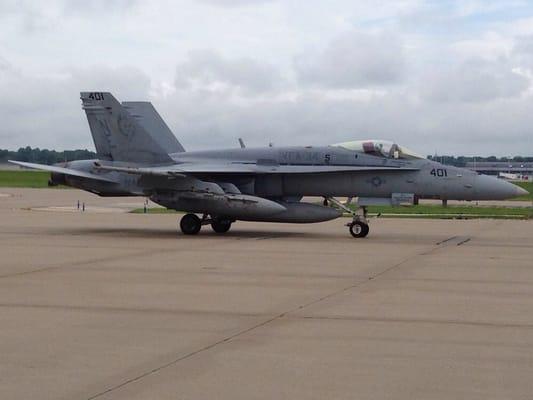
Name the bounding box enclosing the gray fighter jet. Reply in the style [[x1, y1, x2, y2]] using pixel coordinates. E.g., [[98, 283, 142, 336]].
[[10, 92, 528, 238]]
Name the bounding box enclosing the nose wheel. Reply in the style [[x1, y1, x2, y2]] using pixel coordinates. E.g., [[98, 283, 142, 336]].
[[348, 219, 369, 238], [326, 197, 370, 238]]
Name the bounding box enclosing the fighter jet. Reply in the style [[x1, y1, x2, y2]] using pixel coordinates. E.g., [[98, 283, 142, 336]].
[[10, 92, 528, 238]]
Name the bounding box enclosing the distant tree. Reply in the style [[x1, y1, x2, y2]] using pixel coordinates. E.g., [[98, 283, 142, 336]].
[[0, 147, 96, 165]]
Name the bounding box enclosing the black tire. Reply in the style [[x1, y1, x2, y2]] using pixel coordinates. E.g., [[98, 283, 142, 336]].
[[211, 219, 232, 233], [349, 221, 369, 238], [180, 214, 201, 235]]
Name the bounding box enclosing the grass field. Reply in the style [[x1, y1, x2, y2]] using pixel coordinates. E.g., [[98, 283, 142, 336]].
[[0, 170, 52, 188], [362, 204, 532, 219]]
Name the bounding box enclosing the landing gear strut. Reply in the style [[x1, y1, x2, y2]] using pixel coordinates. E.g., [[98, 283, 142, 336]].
[[326, 197, 370, 238], [179, 214, 233, 235]]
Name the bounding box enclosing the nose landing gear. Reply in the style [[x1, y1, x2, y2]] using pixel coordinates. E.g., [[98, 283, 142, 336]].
[[348, 218, 370, 238], [325, 197, 370, 238]]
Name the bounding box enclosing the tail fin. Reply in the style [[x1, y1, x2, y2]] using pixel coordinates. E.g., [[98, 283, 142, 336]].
[[81, 92, 173, 164], [122, 101, 185, 153]]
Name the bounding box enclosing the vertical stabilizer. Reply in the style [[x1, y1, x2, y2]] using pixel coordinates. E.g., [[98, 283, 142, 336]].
[[81, 92, 173, 164], [122, 101, 185, 153]]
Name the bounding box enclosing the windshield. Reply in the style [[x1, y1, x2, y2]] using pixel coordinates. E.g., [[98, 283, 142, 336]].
[[332, 139, 424, 160]]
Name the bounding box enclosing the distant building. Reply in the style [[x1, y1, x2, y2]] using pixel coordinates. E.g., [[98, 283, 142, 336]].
[[466, 161, 533, 180]]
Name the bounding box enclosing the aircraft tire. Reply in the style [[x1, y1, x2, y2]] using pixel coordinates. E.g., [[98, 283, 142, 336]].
[[349, 221, 369, 238], [211, 219, 232, 233], [180, 214, 202, 235]]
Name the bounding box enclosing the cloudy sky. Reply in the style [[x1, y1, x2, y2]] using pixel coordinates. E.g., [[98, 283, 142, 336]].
[[1, 0, 533, 156]]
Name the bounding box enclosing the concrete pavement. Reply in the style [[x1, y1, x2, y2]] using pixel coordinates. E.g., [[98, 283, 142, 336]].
[[1, 189, 532, 399]]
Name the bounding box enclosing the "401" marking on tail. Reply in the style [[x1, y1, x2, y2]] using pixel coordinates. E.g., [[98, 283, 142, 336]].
[[88, 92, 105, 101]]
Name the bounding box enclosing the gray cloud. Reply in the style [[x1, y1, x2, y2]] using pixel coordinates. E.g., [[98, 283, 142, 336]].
[[62, 0, 139, 15], [0, 0, 139, 35], [0, 64, 151, 150], [419, 60, 529, 103], [175, 50, 284, 95], [512, 35, 533, 70], [0, 1, 56, 33], [513, 35, 533, 55], [1, 1, 533, 157], [155, 85, 533, 157], [0, 56, 13, 75], [72, 66, 151, 98], [295, 31, 406, 88], [198, 0, 275, 7]]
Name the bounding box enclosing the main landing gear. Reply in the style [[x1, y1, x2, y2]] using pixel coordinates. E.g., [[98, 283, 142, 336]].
[[326, 197, 370, 238], [179, 214, 233, 235]]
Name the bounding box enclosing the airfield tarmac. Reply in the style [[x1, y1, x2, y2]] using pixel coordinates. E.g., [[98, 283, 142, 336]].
[[1, 188, 533, 400]]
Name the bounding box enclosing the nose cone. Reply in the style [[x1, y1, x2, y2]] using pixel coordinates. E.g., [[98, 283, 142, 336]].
[[514, 184, 529, 197], [474, 174, 529, 200]]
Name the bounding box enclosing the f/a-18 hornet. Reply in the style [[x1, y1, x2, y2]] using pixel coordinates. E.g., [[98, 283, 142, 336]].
[[10, 92, 527, 238]]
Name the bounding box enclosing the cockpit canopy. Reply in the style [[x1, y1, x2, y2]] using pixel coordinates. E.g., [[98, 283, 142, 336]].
[[332, 140, 424, 160]]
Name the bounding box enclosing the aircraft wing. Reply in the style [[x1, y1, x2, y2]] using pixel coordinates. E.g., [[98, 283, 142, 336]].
[[94, 163, 419, 176], [8, 160, 119, 183]]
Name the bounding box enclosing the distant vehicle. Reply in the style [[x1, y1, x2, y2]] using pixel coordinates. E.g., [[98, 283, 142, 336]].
[[10, 92, 528, 238], [499, 172, 531, 181]]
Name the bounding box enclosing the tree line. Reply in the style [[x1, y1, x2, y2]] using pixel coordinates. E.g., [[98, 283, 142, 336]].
[[0, 147, 97, 165], [427, 155, 533, 167]]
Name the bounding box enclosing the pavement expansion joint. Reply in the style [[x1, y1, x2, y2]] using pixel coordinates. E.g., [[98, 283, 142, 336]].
[[295, 315, 533, 329], [435, 235, 459, 245], [457, 237, 471, 246], [85, 226, 483, 400]]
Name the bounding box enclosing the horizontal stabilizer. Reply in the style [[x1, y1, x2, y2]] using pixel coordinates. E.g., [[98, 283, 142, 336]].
[[93, 163, 187, 177], [8, 160, 118, 183]]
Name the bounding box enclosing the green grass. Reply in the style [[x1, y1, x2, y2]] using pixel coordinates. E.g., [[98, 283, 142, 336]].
[[511, 181, 533, 201], [0, 170, 52, 188], [359, 204, 532, 219]]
